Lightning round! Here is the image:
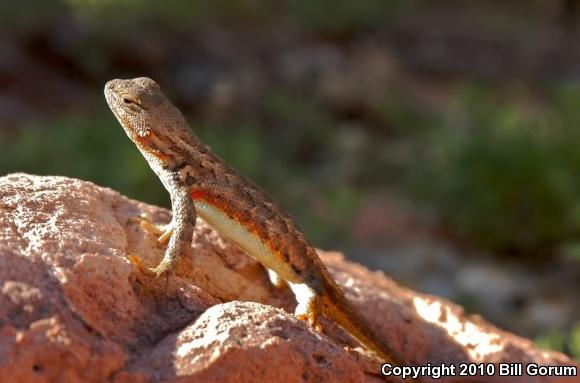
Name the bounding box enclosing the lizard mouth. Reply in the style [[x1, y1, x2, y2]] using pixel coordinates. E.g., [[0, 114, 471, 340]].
[[118, 114, 150, 139], [104, 81, 151, 139]]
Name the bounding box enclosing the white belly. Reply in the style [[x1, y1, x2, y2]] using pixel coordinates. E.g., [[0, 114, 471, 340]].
[[194, 200, 298, 282]]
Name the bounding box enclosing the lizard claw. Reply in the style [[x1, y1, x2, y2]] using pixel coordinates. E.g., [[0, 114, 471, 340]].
[[295, 296, 323, 332], [296, 312, 324, 332], [147, 266, 168, 278], [129, 214, 173, 245], [308, 312, 324, 332], [128, 254, 171, 293], [128, 253, 155, 276], [292, 284, 323, 332], [146, 256, 176, 278], [128, 254, 170, 278]]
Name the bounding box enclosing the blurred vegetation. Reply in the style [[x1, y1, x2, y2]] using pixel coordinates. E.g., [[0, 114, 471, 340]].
[[536, 322, 580, 359], [0, 115, 165, 204], [0, 87, 364, 246], [1, 0, 406, 34], [62, 0, 407, 34], [6, 82, 580, 261], [2, 0, 580, 258], [410, 85, 580, 258], [0, 0, 578, 355]]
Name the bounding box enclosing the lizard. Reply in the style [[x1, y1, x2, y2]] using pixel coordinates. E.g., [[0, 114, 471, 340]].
[[104, 77, 416, 380]]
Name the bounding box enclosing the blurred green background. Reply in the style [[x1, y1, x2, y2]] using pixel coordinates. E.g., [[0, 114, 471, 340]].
[[0, 0, 578, 358]]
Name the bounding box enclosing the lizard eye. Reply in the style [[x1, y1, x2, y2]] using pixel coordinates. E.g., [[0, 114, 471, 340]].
[[120, 94, 139, 106]]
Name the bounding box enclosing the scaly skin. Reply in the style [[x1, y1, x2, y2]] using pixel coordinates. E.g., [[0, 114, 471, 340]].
[[104, 77, 416, 381]]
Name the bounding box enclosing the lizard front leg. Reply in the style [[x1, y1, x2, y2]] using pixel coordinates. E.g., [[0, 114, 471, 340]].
[[148, 187, 196, 277]]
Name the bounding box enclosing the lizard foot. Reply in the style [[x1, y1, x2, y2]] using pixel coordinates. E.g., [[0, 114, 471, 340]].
[[128, 254, 171, 292], [127, 253, 157, 276], [129, 214, 173, 245], [146, 255, 177, 278], [296, 311, 324, 332], [290, 283, 323, 332], [128, 253, 170, 278]]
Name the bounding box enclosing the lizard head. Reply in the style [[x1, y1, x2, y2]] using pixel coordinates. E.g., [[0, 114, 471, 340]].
[[104, 77, 190, 156]]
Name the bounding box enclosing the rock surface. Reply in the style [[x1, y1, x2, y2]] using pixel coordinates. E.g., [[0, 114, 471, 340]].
[[0, 173, 577, 383]]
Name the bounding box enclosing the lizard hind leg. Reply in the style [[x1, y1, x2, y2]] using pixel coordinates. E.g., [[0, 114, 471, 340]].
[[267, 269, 288, 289], [288, 282, 323, 332]]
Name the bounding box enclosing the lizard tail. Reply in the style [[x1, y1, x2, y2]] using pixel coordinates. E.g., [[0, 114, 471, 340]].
[[320, 278, 407, 367]]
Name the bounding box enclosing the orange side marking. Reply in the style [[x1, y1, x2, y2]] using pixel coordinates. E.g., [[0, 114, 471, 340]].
[[191, 189, 285, 263], [133, 133, 169, 161]]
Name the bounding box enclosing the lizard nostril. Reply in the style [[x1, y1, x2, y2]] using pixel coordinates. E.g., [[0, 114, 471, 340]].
[[105, 79, 120, 90]]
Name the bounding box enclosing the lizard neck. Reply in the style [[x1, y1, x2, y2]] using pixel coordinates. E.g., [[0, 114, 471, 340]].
[[128, 122, 209, 188], [135, 127, 200, 164]]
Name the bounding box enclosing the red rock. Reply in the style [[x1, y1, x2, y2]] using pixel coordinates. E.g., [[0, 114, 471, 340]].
[[0, 174, 577, 383]]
